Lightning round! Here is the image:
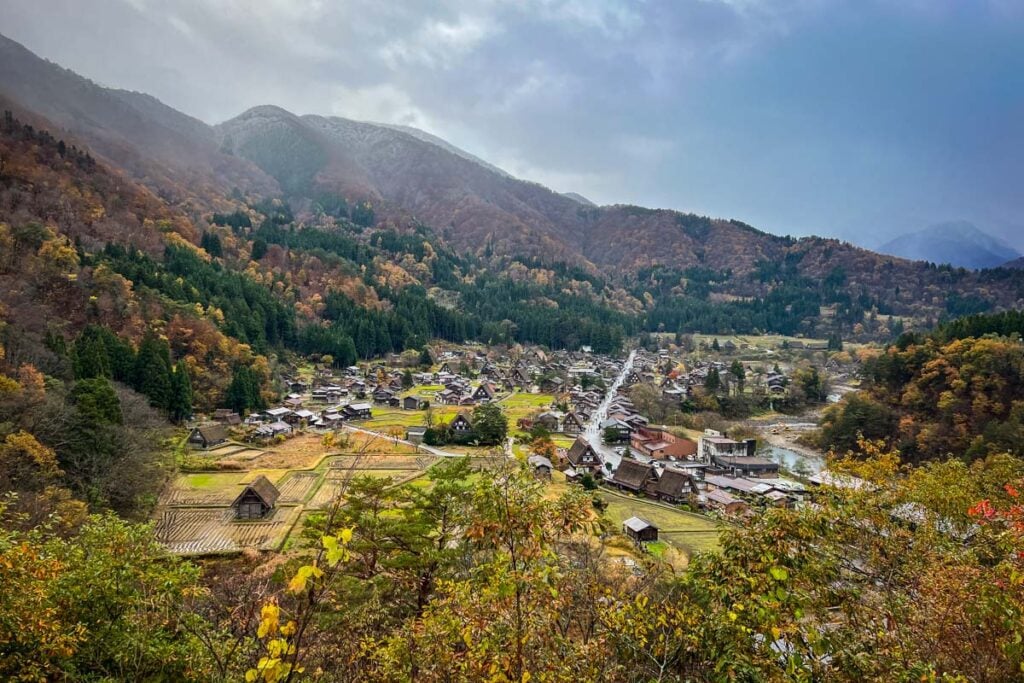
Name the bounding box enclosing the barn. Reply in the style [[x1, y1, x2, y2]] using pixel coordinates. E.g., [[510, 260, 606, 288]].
[[622, 516, 659, 545], [188, 424, 228, 449], [231, 475, 280, 520]]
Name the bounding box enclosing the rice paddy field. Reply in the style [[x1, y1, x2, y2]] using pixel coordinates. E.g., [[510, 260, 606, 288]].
[[156, 434, 441, 555]]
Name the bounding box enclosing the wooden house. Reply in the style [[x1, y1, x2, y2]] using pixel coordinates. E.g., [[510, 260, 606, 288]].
[[562, 412, 584, 434], [622, 516, 658, 544], [232, 475, 280, 520], [188, 424, 228, 449], [565, 437, 601, 474], [472, 382, 497, 402], [450, 413, 473, 433], [527, 454, 553, 480], [403, 395, 427, 410], [610, 459, 658, 493], [534, 411, 561, 432], [342, 403, 373, 420], [653, 468, 698, 505]]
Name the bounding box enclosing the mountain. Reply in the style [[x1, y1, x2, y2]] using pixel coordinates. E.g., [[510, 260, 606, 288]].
[[373, 122, 514, 180], [561, 192, 597, 207], [2, 31, 1024, 341], [877, 221, 1020, 270], [0, 33, 277, 208]]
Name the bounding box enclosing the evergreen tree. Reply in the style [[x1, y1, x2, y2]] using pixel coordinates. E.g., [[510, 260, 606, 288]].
[[133, 334, 172, 410], [200, 232, 223, 257], [729, 360, 745, 393], [72, 335, 110, 380], [402, 368, 414, 389], [226, 366, 264, 415], [250, 238, 267, 260], [419, 347, 433, 367], [168, 360, 192, 423], [704, 367, 721, 393], [471, 403, 508, 446], [70, 377, 123, 425]]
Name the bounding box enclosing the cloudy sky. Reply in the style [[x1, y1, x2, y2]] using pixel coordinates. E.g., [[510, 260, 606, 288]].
[[2, 0, 1022, 248]]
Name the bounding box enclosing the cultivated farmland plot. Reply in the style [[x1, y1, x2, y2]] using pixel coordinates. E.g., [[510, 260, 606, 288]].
[[276, 471, 322, 504], [326, 454, 438, 470], [308, 478, 347, 511], [154, 505, 300, 555], [160, 473, 248, 506]]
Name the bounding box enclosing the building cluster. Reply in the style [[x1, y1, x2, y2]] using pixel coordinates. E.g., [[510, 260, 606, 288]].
[[540, 416, 806, 517]]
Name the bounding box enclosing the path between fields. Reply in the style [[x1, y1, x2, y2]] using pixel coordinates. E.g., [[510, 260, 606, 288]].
[[342, 424, 465, 458]]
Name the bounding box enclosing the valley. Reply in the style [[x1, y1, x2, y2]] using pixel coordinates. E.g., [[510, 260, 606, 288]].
[[1, 25, 1023, 683]]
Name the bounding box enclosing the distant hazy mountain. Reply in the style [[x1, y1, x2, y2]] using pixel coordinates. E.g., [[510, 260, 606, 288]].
[[878, 222, 1020, 270], [0, 33, 276, 206]]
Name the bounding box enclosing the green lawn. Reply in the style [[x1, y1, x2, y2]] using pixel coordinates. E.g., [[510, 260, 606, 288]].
[[660, 531, 722, 558], [500, 392, 556, 436], [360, 409, 430, 430], [552, 435, 576, 449], [597, 489, 722, 559], [181, 472, 245, 490], [500, 392, 556, 408]]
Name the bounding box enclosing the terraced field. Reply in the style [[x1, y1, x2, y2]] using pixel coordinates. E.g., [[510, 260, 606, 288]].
[[155, 505, 301, 555], [597, 490, 723, 559], [158, 439, 440, 554], [160, 473, 248, 506], [276, 472, 322, 504]]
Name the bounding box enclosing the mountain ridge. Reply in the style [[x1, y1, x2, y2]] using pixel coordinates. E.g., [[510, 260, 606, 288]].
[[878, 221, 1020, 270], [2, 31, 1024, 331]]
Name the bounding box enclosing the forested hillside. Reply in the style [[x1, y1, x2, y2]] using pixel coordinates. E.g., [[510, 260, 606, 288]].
[[1, 32, 1022, 346], [819, 311, 1024, 463]]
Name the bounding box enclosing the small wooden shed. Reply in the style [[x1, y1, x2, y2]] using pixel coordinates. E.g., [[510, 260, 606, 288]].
[[622, 516, 659, 544], [232, 475, 280, 520]]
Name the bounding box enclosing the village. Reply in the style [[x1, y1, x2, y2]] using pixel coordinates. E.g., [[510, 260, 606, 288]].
[[157, 334, 852, 569]]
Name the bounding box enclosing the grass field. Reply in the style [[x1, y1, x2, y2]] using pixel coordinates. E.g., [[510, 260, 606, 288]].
[[357, 405, 463, 432], [596, 489, 722, 560], [500, 392, 556, 408], [551, 435, 577, 449], [499, 392, 557, 436]]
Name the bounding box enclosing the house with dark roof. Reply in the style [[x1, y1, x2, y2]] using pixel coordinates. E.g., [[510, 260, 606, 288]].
[[610, 459, 658, 493], [450, 413, 474, 432], [562, 412, 584, 434], [653, 468, 698, 505], [188, 424, 228, 449], [342, 403, 373, 420], [232, 475, 280, 520], [472, 382, 497, 402], [534, 411, 561, 432], [710, 455, 780, 478], [403, 395, 428, 410], [565, 437, 601, 474]]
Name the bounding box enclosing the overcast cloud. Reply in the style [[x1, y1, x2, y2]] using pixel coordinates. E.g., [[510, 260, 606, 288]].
[[1, 0, 1022, 247]]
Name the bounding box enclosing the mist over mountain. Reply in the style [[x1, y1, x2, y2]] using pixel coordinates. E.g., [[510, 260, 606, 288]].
[[878, 222, 1021, 270], [1, 31, 1023, 331]]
